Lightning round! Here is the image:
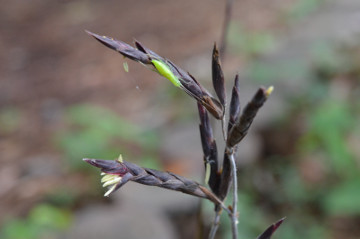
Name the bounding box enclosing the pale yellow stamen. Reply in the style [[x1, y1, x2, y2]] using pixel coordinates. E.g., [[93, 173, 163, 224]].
[[101, 174, 116, 183], [265, 86, 274, 96], [117, 154, 124, 163], [102, 177, 121, 187], [100, 172, 122, 197], [104, 184, 117, 197]]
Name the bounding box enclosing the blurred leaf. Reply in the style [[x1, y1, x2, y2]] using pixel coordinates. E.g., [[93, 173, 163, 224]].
[[66, 104, 139, 139], [246, 59, 309, 84], [56, 104, 159, 170], [0, 204, 72, 239], [287, 0, 326, 20], [139, 155, 162, 170], [0, 107, 22, 134], [45, 188, 77, 207], [228, 24, 275, 58], [282, 168, 310, 203], [1, 220, 37, 239], [301, 100, 357, 175], [311, 42, 350, 77], [274, 216, 328, 239], [29, 204, 72, 230], [323, 177, 360, 216]]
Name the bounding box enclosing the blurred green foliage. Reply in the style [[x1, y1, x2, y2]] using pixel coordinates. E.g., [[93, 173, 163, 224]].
[[228, 24, 275, 59], [287, 0, 327, 20], [0, 204, 72, 239], [44, 188, 79, 208], [300, 100, 357, 175], [227, 10, 360, 236], [0, 107, 22, 134], [232, 41, 360, 238], [55, 104, 160, 170]]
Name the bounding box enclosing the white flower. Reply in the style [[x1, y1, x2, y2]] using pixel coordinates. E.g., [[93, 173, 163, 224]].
[[100, 173, 122, 197]]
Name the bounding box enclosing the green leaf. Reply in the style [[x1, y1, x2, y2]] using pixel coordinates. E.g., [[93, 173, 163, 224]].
[[1, 220, 38, 239], [29, 204, 72, 230], [323, 177, 360, 216]]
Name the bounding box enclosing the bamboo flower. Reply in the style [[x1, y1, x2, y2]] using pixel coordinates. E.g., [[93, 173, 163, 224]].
[[212, 43, 226, 109], [227, 86, 273, 148], [86, 30, 224, 119], [198, 103, 219, 193], [83, 156, 223, 204], [228, 75, 241, 132]]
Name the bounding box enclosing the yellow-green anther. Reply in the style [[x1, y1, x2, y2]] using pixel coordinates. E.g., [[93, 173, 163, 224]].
[[104, 184, 117, 197], [102, 177, 121, 187], [205, 163, 211, 185], [123, 62, 129, 72], [151, 59, 181, 87], [117, 154, 124, 163], [265, 86, 274, 97], [101, 174, 115, 183]]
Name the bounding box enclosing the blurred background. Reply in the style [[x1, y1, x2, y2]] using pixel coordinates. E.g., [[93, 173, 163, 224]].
[[1, 0, 360, 238]]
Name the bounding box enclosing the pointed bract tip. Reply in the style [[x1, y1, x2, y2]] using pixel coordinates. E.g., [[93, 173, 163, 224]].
[[117, 154, 124, 163], [213, 42, 218, 50], [84, 30, 93, 35], [256, 217, 286, 239], [274, 217, 286, 230], [83, 158, 99, 167], [265, 86, 274, 96], [85, 30, 101, 39]]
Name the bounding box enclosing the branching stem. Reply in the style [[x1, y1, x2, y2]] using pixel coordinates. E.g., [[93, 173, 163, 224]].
[[221, 116, 227, 141], [229, 151, 238, 239], [208, 209, 222, 239]]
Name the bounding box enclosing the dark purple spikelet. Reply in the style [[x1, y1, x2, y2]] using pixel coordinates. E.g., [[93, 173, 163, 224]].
[[227, 86, 273, 148], [228, 74, 241, 132], [85, 30, 151, 64], [212, 43, 226, 109], [197, 103, 219, 193], [217, 152, 232, 200], [86, 30, 224, 120], [83, 157, 222, 203], [83, 158, 128, 175], [256, 217, 285, 239]]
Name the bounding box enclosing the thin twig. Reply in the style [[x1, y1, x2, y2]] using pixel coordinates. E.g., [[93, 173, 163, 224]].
[[229, 151, 238, 239], [199, 185, 231, 215], [219, 0, 235, 62], [221, 116, 227, 141], [208, 209, 222, 239]]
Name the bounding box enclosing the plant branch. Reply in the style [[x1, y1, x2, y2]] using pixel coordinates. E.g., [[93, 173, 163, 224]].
[[86, 30, 224, 120], [208, 208, 222, 239], [228, 150, 238, 239], [83, 157, 232, 215]]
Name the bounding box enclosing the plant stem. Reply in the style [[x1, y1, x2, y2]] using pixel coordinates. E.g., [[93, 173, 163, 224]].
[[229, 151, 238, 239], [199, 185, 232, 215], [221, 116, 227, 141], [208, 209, 222, 239]]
